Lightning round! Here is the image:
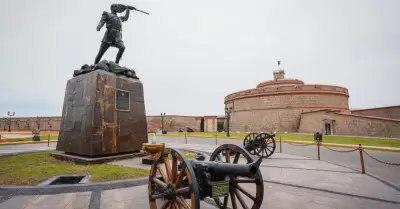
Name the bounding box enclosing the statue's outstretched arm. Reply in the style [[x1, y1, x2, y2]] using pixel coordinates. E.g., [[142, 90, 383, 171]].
[[120, 8, 130, 22], [96, 11, 107, 31]]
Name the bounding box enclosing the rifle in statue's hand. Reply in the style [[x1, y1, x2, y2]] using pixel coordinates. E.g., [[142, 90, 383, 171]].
[[127, 5, 150, 15]]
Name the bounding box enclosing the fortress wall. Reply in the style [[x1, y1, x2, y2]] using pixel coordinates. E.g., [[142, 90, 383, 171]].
[[225, 92, 349, 132], [0, 117, 61, 131], [146, 115, 201, 132], [225, 84, 349, 102], [351, 106, 400, 120], [231, 94, 349, 111], [229, 107, 345, 133], [1, 115, 202, 132], [298, 111, 400, 138]]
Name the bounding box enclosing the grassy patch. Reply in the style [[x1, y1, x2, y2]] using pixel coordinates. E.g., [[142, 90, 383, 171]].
[[167, 150, 197, 159], [0, 151, 149, 186], [160, 132, 246, 138], [159, 132, 400, 148]]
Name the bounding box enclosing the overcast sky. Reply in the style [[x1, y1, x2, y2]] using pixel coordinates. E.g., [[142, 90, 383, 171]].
[[0, 0, 399, 118]]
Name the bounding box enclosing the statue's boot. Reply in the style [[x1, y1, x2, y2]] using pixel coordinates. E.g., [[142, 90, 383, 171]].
[[95, 42, 110, 64], [115, 47, 125, 64]]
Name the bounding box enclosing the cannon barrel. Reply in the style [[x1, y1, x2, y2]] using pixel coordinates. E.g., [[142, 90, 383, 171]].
[[192, 157, 262, 178]]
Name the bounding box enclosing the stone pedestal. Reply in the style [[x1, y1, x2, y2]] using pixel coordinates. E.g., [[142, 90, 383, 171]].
[[55, 70, 148, 161]]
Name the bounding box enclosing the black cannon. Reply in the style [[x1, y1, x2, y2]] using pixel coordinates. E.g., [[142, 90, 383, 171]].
[[148, 144, 264, 209], [243, 132, 276, 158]]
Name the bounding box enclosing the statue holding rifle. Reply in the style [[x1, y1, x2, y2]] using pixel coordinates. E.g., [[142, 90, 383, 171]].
[[94, 4, 149, 64]]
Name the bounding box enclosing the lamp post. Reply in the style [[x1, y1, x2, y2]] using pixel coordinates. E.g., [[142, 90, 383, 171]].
[[224, 107, 233, 137], [160, 113, 166, 134], [7, 111, 15, 132]]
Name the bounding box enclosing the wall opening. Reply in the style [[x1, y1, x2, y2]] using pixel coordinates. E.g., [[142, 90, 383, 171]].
[[200, 119, 204, 132], [217, 120, 224, 132], [324, 123, 332, 135]]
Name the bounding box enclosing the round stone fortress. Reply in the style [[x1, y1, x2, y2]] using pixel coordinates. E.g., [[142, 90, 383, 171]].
[[224, 69, 350, 132]]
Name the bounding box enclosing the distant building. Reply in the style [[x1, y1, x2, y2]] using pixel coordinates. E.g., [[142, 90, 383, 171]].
[[223, 69, 400, 138], [1, 69, 399, 138]]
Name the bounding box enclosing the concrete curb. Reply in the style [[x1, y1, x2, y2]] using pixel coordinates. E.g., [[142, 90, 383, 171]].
[[0, 177, 149, 195], [156, 135, 400, 152], [0, 141, 58, 146]]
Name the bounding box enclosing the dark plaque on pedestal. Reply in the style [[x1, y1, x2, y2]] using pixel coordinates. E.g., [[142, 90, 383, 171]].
[[55, 70, 148, 161], [116, 90, 130, 111]]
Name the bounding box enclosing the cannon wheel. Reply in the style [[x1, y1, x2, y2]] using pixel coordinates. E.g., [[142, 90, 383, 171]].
[[243, 132, 258, 155], [254, 133, 276, 158], [209, 144, 264, 209], [148, 148, 200, 209]]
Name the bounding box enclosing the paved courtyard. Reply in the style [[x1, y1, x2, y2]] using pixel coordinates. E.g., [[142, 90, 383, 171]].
[[1, 141, 400, 209]]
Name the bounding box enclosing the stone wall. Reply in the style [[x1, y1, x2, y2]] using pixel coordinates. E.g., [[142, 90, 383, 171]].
[[298, 111, 400, 138], [0, 115, 209, 132], [146, 115, 201, 132], [204, 117, 218, 132], [225, 84, 349, 103], [351, 106, 400, 120], [226, 93, 349, 132], [0, 117, 61, 132], [230, 94, 349, 112]]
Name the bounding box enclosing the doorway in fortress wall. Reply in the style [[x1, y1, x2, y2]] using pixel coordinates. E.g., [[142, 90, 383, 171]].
[[323, 119, 334, 135], [200, 119, 205, 132]]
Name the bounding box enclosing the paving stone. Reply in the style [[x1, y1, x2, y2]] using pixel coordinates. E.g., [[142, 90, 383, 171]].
[[100, 185, 218, 209], [28, 193, 73, 207], [263, 181, 400, 209], [0, 195, 38, 209], [259, 165, 400, 202], [10, 192, 91, 209], [64, 192, 91, 209], [101, 187, 142, 202]]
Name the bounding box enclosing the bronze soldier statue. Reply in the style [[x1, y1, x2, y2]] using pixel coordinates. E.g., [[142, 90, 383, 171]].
[[94, 4, 136, 64]]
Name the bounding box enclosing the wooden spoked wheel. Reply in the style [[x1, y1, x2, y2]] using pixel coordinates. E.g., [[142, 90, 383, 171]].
[[243, 132, 258, 155], [148, 148, 200, 209], [254, 133, 276, 158], [210, 144, 264, 209]]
